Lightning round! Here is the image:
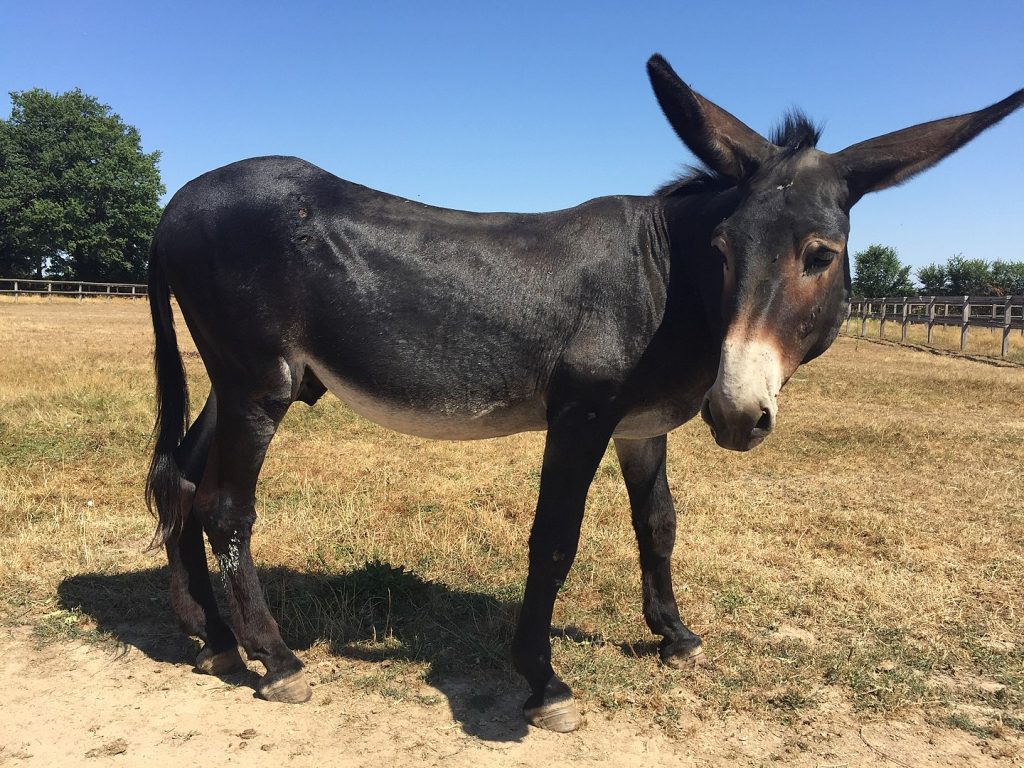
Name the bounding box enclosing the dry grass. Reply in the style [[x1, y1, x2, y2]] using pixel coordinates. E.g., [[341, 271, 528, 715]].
[[1, 296, 1022, 738]]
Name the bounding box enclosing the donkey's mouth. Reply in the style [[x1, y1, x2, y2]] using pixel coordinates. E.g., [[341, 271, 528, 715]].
[[701, 394, 774, 452]]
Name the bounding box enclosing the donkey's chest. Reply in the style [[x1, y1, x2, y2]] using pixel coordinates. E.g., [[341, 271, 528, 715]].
[[613, 391, 705, 439]]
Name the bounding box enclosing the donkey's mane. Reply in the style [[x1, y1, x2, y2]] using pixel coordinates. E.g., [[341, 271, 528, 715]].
[[656, 109, 823, 197]]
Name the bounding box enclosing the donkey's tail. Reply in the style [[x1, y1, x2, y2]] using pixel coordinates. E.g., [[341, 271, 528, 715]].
[[145, 238, 191, 546]]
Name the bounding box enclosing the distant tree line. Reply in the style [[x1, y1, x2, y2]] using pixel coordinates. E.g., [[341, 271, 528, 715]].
[[852, 244, 1024, 298], [0, 88, 164, 282]]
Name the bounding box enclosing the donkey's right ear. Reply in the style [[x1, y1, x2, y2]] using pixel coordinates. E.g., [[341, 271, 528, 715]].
[[647, 54, 775, 180]]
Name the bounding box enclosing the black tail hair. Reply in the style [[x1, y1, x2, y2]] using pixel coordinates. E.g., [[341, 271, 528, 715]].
[[145, 239, 190, 546]]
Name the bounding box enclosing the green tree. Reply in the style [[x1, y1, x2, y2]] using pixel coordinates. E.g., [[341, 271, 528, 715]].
[[916, 263, 948, 294], [989, 260, 1024, 296], [944, 255, 991, 296], [851, 244, 914, 298], [0, 88, 164, 281]]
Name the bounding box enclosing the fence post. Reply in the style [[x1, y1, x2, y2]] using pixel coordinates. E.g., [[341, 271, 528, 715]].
[[927, 296, 935, 345], [879, 298, 888, 339], [901, 297, 909, 342], [131, 285, 136, 301], [1003, 296, 1013, 357], [78, 283, 83, 303], [13, 281, 18, 303], [106, 284, 111, 302], [960, 295, 970, 351], [860, 301, 867, 336], [47, 282, 52, 303]]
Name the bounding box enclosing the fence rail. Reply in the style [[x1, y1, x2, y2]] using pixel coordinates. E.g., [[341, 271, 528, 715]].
[[848, 295, 1024, 357], [0, 277, 148, 301]]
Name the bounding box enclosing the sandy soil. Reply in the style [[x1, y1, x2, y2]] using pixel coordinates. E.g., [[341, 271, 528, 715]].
[[1, 627, 1019, 768]]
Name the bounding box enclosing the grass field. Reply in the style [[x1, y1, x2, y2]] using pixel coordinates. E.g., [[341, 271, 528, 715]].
[[1, 298, 1021, 743]]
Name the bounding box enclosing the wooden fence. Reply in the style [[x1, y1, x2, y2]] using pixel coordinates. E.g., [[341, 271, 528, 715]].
[[847, 295, 1024, 357], [0, 277, 147, 301]]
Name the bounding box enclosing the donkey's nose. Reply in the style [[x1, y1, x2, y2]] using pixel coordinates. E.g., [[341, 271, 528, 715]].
[[701, 393, 774, 452]]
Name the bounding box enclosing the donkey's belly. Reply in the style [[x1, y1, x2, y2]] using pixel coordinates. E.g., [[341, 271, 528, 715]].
[[308, 359, 549, 440]]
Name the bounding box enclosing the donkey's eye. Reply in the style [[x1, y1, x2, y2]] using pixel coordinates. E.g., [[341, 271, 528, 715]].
[[804, 246, 836, 273]]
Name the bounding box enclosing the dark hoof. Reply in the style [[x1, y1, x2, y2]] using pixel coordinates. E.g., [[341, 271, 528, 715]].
[[195, 645, 247, 675], [661, 638, 706, 670], [257, 669, 312, 704], [523, 677, 582, 733]]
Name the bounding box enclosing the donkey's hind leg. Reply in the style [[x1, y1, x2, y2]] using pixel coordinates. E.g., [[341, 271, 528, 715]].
[[165, 395, 245, 674], [193, 367, 310, 704]]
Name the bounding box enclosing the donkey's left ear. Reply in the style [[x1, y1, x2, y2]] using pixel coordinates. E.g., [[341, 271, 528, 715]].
[[647, 54, 774, 180], [835, 88, 1024, 204]]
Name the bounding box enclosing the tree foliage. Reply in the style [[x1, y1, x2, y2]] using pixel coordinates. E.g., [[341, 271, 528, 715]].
[[944, 255, 992, 296], [990, 260, 1024, 296], [0, 88, 164, 281], [916, 256, 1024, 296], [851, 244, 915, 298], [915, 263, 948, 295], [857, 249, 1024, 297]]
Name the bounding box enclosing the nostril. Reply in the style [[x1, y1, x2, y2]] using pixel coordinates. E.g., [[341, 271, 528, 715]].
[[755, 408, 773, 433]]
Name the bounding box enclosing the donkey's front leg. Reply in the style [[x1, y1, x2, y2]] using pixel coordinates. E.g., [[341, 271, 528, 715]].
[[511, 403, 615, 732], [614, 435, 703, 667]]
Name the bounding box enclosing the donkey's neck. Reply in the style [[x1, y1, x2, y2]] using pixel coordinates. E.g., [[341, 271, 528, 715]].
[[661, 190, 740, 341]]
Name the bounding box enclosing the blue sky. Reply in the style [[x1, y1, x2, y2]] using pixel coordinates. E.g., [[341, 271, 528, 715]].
[[2, 1, 1022, 275]]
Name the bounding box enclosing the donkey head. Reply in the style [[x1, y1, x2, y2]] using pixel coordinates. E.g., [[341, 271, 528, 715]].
[[648, 54, 1023, 451]]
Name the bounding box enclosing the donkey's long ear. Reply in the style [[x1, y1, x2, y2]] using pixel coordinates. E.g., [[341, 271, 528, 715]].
[[647, 54, 774, 180], [836, 88, 1024, 204]]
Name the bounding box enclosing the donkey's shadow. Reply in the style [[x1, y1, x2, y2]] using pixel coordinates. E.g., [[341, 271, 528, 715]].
[[57, 562, 618, 742]]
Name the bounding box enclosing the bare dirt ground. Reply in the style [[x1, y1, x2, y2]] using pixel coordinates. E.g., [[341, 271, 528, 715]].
[[1, 626, 1018, 768]]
